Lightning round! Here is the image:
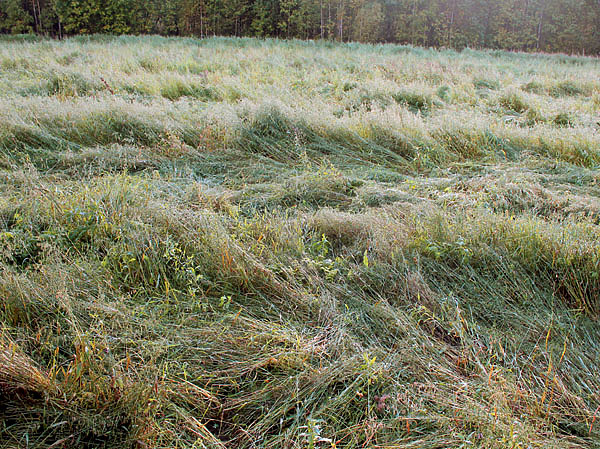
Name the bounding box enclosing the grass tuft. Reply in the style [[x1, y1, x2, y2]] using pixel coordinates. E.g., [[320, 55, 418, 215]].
[[549, 80, 587, 97], [498, 90, 530, 113], [392, 90, 433, 113]]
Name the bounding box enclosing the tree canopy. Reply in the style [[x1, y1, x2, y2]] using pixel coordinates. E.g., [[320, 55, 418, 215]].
[[1, 0, 598, 54]]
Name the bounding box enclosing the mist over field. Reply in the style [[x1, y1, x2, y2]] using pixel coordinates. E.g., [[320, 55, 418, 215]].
[[1, 35, 600, 448]]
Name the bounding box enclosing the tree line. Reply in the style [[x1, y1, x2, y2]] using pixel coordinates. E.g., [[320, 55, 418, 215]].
[[1, 0, 599, 54]]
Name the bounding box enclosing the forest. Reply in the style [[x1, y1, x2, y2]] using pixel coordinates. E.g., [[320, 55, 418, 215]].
[[0, 0, 599, 54]]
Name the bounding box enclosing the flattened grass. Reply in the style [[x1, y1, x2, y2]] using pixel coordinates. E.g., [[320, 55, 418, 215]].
[[0, 35, 599, 449]]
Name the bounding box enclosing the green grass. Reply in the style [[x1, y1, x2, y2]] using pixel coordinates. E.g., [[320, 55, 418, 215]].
[[1, 35, 600, 449]]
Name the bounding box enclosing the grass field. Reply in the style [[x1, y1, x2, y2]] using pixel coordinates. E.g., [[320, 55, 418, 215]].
[[1, 34, 600, 448]]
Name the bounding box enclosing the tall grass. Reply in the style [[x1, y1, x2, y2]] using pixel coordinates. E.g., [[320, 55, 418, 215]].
[[0, 35, 599, 449]]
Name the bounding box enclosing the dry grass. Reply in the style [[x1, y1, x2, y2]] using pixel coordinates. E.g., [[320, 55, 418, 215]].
[[0, 35, 599, 448]]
